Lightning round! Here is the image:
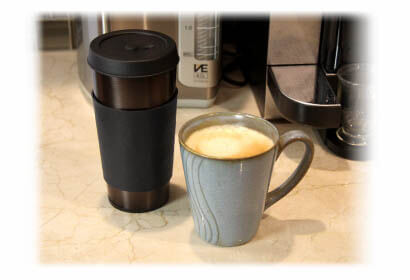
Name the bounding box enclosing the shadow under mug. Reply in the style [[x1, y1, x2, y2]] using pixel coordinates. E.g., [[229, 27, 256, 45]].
[[179, 112, 314, 247]]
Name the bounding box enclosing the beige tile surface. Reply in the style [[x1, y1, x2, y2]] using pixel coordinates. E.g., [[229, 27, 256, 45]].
[[39, 50, 369, 263]]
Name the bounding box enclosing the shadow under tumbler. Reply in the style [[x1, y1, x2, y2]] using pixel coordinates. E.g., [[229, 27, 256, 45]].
[[88, 29, 179, 212]]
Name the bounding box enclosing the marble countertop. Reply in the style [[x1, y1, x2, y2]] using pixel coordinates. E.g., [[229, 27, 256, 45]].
[[39, 50, 369, 263]]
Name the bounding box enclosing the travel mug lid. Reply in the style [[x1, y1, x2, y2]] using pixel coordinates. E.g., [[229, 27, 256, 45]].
[[88, 29, 179, 78]]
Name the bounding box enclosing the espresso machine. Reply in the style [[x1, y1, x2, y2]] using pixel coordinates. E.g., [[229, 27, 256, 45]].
[[227, 14, 370, 160]]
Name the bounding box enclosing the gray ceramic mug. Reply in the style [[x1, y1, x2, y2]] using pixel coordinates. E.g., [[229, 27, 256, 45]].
[[179, 112, 314, 246]]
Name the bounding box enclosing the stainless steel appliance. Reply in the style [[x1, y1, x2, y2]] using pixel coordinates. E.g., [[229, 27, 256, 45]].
[[229, 14, 369, 160], [76, 13, 221, 108]]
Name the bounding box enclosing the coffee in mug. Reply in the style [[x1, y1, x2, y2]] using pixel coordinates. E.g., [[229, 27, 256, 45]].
[[185, 125, 274, 159]]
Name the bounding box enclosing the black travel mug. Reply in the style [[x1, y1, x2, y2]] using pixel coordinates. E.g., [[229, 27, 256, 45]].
[[88, 29, 179, 212]]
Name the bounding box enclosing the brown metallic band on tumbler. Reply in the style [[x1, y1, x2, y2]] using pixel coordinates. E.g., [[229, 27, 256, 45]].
[[107, 183, 169, 213], [94, 69, 176, 212], [93, 69, 176, 109]]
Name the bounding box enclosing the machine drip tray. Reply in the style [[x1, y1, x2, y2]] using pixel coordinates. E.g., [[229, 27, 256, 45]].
[[317, 128, 370, 160], [267, 65, 342, 129]]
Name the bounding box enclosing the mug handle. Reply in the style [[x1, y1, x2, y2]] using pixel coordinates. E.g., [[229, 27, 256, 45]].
[[265, 130, 314, 210]]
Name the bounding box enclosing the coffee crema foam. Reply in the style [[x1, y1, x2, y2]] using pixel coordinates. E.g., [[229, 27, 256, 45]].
[[185, 125, 274, 159]]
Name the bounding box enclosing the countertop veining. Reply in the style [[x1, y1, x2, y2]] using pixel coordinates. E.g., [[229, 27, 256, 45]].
[[39, 50, 369, 263]]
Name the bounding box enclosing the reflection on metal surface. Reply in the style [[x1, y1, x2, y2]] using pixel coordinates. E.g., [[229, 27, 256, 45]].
[[267, 16, 322, 65], [268, 65, 342, 128], [272, 65, 318, 103], [107, 13, 178, 41], [76, 15, 102, 100]]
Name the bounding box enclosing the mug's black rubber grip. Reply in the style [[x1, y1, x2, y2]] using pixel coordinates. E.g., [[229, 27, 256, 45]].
[[92, 91, 177, 192]]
